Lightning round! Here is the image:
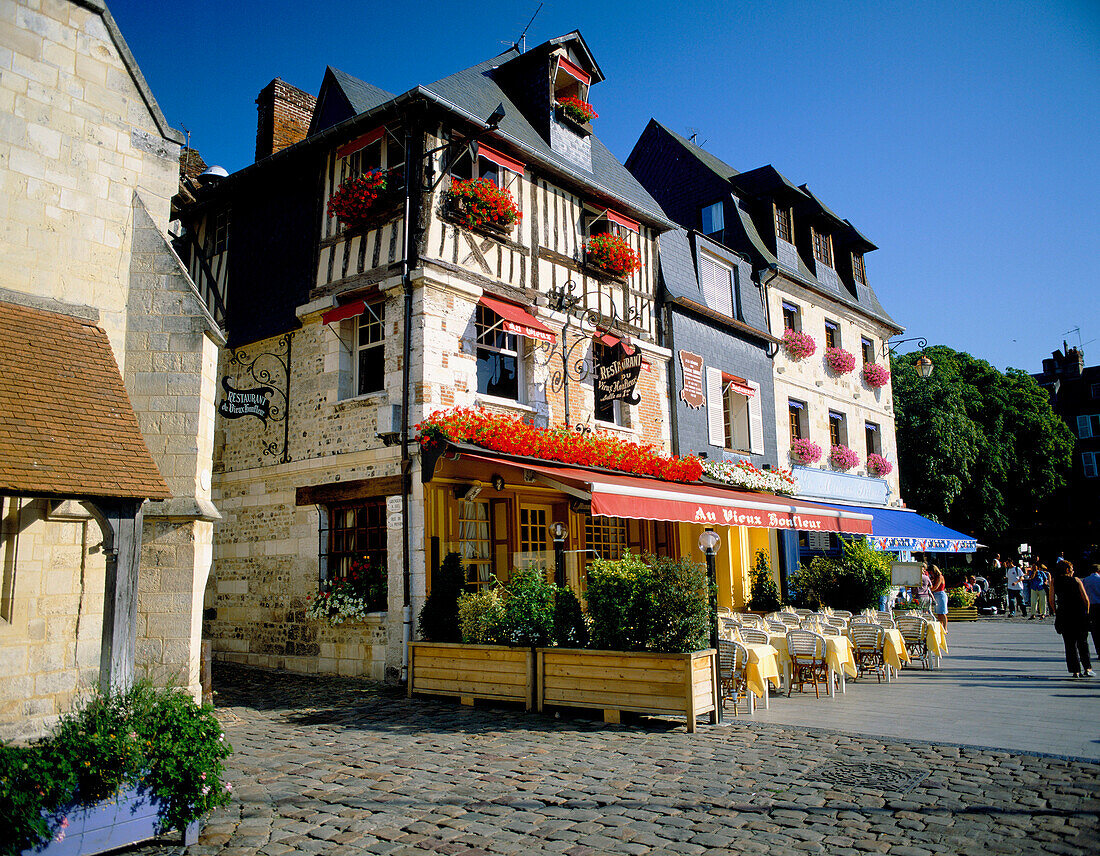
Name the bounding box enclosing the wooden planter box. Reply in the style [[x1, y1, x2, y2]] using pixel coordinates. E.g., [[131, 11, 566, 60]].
[[947, 606, 979, 621], [536, 648, 717, 733], [22, 785, 198, 856], [408, 642, 534, 710]]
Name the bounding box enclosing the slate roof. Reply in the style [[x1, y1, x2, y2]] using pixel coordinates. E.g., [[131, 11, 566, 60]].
[[0, 302, 169, 500], [322, 38, 670, 227]]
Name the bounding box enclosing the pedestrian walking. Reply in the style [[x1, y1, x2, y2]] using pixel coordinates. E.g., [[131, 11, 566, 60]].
[[1006, 559, 1027, 617], [1080, 563, 1100, 660], [929, 564, 948, 632], [1029, 564, 1050, 619], [1050, 560, 1093, 678], [918, 562, 933, 612]]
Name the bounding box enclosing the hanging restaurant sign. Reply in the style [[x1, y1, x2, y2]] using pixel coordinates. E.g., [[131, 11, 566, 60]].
[[218, 376, 272, 424], [595, 339, 642, 404], [678, 350, 705, 409]]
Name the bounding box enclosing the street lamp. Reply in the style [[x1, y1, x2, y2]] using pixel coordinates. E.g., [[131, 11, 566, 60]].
[[550, 521, 568, 587], [698, 528, 722, 652], [915, 355, 933, 379]]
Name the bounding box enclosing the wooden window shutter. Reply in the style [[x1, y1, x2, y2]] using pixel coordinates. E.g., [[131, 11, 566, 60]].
[[1078, 415, 1092, 439], [747, 379, 765, 455], [491, 498, 511, 582], [699, 255, 733, 317], [706, 365, 725, 447]]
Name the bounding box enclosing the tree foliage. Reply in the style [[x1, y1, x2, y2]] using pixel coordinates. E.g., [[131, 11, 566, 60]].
[[892, 346, 1074, 542]]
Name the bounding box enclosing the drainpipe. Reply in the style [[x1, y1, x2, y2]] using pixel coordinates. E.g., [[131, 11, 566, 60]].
[[661, 300, 681, 457], [398, 109, 424, 682], [759, 263, 781, 359]]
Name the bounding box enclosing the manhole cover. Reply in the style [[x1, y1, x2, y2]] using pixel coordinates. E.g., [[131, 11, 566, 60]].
[[805, 761, 929, 794]]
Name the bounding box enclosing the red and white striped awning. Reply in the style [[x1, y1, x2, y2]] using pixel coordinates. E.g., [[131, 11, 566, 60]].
[[479, 295, 556, 344]]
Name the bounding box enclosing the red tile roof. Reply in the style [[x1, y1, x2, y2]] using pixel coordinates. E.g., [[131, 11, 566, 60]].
[[0, 301, 170, 500]]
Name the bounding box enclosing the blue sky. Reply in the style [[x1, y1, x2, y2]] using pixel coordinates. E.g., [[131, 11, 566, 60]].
[[108, 0, 1099, 373]]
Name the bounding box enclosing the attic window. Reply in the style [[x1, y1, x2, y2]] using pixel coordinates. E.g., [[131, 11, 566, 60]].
[[554, 55, 590, 103], [812, 228, 833, 268], [449, 143, 524, 189], [852, 252, 866, 284], [586, 207, 639, 237], [336, 126, 405, 184]]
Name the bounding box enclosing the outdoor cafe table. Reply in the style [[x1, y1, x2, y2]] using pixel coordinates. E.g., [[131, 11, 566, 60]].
[[924, 620, 949, 666], [881, 627, 912, 676], [767, 631, 857, 698], [741, 642, 782, 709]]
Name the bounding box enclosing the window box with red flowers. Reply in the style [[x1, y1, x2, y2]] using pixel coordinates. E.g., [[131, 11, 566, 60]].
[[863, 362, 891, 389], [327, 170, 401, 231], [556, 96, 597, 135], [829, 444, 860, 471], [789, 439, 822, 465], [416, 407, 702, 483], [782, 328, 817, 361], [824, 346, 856, 375], [584, 233, 641, 280], [443, 177, 522, 237], [866, 453, 893, 477]]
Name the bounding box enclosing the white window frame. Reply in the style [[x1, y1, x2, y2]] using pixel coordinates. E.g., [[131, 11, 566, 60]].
[[352, 302, 386, 397], [475, 306, 524, 403], [699, 252, 734, 318], [707, 368, 763, 454]]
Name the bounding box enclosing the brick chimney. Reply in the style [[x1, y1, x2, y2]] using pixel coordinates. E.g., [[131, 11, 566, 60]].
[[255, 79, 316, 162]]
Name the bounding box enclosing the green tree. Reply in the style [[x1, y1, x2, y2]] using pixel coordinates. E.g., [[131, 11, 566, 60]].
[[748, 549, 783, 612], [892, 346, 1074, 542]]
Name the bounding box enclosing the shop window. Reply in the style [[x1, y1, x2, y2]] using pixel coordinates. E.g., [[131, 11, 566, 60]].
[[812, 228, 833, 268], [476, 305, 523, 401], [701, 201, 724, 237], [457, 499, 495, 589], [782, 301, 801, 332], [861, 336, 876, 366], [1083, 452, 1099, 479], [789, 399, 807, 443], [585, 514, 627, 566], [774, 204, 792, 243], [852, 252, 866, 284], [699, 252, 735, 319], [327, 499, 387, 611], [865, 421, 881, 456], [824, 320, 840, 350], [518, 505, 552, 579], [353, 302, 386, 396], [829, 411, 848, 447]]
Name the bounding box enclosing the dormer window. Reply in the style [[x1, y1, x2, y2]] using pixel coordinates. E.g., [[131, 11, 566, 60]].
[[852, 252, 866, 284], [585, 206, 639, 239], [812, 228, 833, 268], [774, 204, 792, 243], [553, 55, 591, 105], [701, 201, 724, 237], [336, 126, 405, 184], [448, 143, 524, 190]]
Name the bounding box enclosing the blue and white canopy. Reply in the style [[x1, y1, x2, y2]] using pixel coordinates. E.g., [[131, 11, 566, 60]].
[[816, 503, 979, 553]]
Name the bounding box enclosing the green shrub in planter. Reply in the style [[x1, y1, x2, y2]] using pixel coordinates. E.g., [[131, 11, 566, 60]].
[[457, 588, 505, 644], [644, 555, 711, 653], [553, 586, 589, 648], [496, 568, 556, 647], [0, 682, 232, 856], [585, 551, 653, 652], [418, 551, 466, 642], [748, 549, 783, 613]]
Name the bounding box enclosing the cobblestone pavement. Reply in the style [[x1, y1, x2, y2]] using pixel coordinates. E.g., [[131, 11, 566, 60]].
[[135, 663, 1099, 856]]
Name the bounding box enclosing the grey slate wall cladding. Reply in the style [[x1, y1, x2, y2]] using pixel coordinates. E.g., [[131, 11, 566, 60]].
[[550, 117, 592, 171], [667, 305, 777, 466]]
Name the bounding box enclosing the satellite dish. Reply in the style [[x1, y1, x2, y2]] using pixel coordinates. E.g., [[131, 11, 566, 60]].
[[198, 165, 228, 185]]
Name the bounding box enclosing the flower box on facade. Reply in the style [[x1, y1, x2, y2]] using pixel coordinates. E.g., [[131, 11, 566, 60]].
[[535, 648, 718, 733], [22, 786, 199, 856], [408, 641, 535, 710], [442, 179, 521, 239], [328, 172, 404, 233], [554, 103, 593, 136]]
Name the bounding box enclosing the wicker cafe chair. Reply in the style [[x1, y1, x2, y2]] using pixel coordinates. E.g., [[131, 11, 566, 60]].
[[777, 612, 802, 629], [848, 621, 889, 683], [874, 610, 894, 624], [786, 630, 829, 698], [718, 639, 753, 715], [896, 615, 931, 669], [832, 610, 853, 621], [739, 613, 766, 630], [719, 616, 743, 641], [766, 620, 790, 634], [718, 606, 734, 617], [740, 627, 770, 645], [794, 608, 812, 618], [875, 616, 897, 630]]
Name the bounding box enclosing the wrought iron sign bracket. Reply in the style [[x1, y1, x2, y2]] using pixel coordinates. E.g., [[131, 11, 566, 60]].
[[220, 332, 292, 463]]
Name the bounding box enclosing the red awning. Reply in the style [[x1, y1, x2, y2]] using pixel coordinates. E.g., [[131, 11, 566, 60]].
[[321, 300, 367, 325], [557, 56, 591, 86], [336, 126, 386, 159], [462, 454, 873, 535], [723, 374, 754, 398], [479, 295, 556, 344], [595, 331, 635, 356], [478, 144, 525, 175], [606, 209, 640, 233]]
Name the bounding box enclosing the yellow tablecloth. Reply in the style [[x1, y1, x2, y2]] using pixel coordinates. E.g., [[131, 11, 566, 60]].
[[742, 642, 781, 698], [925, 621, 949, 657], [766, 632, 857, 679], [882, 628, 911, 671]]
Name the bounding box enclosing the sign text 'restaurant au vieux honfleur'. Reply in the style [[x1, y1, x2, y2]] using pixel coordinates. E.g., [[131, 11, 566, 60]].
[[595, 343, 643, 404], [217, 376, 272, 424]]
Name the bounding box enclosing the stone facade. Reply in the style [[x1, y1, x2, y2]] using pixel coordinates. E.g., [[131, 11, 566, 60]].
[[0, 0, 221, 738]]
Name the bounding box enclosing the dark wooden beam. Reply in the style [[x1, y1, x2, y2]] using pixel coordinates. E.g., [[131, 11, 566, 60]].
[[295, 475, 404, 506]]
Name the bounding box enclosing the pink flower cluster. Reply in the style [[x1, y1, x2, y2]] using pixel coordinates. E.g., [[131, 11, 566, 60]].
[[863, 362, 891, 388], [866, 453, 893, 477], [789, 438, 822, 464], [782, 328, 817, 360], [824, 346, 856, 374], [830, 444, 860, 471]]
